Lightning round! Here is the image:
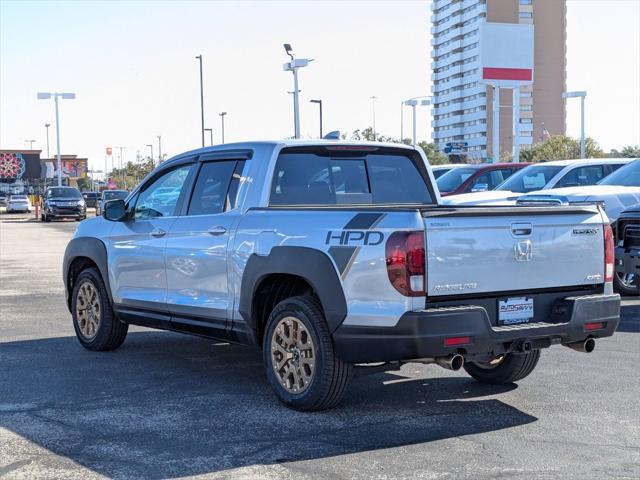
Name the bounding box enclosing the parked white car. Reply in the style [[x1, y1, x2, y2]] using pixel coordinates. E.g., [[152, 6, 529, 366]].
[[518, 159, 640, 223], [443, 158, 632, 206], [431, 163, 467, 179], [5, 194, 32, 213]]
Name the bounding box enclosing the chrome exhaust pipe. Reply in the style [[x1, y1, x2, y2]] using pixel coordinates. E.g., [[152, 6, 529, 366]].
[[565, 338, 596, 353], [435, 354, 464, 371]]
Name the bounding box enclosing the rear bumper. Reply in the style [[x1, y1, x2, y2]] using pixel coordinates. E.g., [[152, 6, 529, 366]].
[[615, 246, 640, 276], [333, 293, 620, 363]]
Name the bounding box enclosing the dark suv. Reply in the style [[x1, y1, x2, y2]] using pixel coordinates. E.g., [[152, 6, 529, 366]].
[[82, 192, 99, 209], [42, 187, 86, 222], [615, 206, 640, 295]]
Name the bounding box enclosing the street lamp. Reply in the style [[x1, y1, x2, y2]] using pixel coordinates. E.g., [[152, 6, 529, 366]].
[[283, 43, 312, 139], [219, 112, 227, 144], [25, 139, 36, 150], [37, 92, 76, 186], [562, 90, 587, 158], [403, 97, 431, 146], [146, 144, 154, 166], [196, 54, 205, 147], [204, 128, 213, 146], [44, 123, 51, 158], [370, 96, 377, 141], [309, 100, 322, 138]]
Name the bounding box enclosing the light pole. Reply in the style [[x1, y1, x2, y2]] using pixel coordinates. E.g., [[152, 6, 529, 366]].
[[204, 128, 213, 146], [44, 123, 51, 158], [283, 43, 312, 139], [400, 101, 405, 142], [25, 139, 36, 150], [370, 96, 377, 141], [196, 54, 205, 147], [403, 97, 431, 146], [309, 100, 322, 138], [563, 91, 587, 158], [116, 146, 126, 187], [37, 92, 76, 186], [147, 144, 154, 166], [157, 136, 162, 163], [219, 112, 227, 143]]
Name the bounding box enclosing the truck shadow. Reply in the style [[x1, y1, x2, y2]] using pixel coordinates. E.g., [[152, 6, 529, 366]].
[[617, 303, 640, 332], [0, 332, 537, 479]]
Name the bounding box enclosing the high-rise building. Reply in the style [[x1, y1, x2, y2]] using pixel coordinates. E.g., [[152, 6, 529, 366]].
[[431, 0, 566, 160]]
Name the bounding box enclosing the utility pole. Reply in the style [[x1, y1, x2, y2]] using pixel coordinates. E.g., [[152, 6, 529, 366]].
[[196, 54, 205, 147], [309, 100, 322, 138], [157, 136, 162, 163], [370, 96, 377, 141], [44, 123, 51, 158], [219, 112, 227, 143], [283, 44, 311, 139]]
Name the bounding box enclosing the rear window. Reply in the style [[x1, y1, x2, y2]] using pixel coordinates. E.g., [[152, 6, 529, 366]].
[[102, 191, 128, 201], [599, 160, 640, 186], [11, 195, 27, 200], [496, 165, 564, 193], [436, 167, 480, 193], [269, 151, 433, 206]]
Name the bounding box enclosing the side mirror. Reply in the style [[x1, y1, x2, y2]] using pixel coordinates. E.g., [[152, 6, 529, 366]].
[[103, 199, 126, 221]]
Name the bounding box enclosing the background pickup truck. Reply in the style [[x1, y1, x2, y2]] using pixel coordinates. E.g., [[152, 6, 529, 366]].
[[63, 140, 620, 411]]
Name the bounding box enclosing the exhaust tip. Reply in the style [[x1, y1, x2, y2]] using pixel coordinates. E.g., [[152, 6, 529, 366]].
[[450, 354, 464, 371], [584, 338, 595, 353]]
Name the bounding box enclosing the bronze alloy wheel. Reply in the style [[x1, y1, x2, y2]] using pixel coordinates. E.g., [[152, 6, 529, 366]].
[[75, 280, 101, 340], [270, 316, 316, 394]]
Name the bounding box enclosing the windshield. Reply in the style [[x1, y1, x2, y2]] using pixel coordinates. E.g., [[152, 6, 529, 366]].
[[11, 195, 27, 200], [47, 188, 81, 199], [436, 167, 480, 193], [496, 165, 564, 193], [599, 160, 640, 186], [103, 190, 128, 201]]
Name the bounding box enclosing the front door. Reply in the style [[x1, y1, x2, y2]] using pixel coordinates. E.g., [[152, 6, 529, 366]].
[[108, 163, 194, 314], [165, 159, 245, 335]]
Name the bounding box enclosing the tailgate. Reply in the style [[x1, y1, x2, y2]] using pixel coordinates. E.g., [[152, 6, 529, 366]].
[[423, 207, 605, 297]]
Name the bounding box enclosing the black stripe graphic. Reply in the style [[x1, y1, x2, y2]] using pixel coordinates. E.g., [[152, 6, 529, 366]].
[[328, 246, 357, 275], [343, 212, 384, 230]]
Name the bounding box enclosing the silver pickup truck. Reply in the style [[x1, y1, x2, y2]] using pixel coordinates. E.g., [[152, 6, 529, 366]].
[[63, 140, 620, 410]]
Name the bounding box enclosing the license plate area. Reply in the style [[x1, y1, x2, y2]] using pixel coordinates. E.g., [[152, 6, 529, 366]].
[[498, 297, 534, 325]]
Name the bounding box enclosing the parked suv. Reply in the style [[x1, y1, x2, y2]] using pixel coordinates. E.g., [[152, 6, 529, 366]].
[[64, 141, 620, 410], [614, 205, 640, 295], [98, 190, 128, 214], [43, 186, 86, 222], [82, 192, 100, 209]]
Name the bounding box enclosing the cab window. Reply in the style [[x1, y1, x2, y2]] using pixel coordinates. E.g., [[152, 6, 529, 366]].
[[187, 161, 245, 215], [134, 165, 192, 219], [556, 165, 605, 188]]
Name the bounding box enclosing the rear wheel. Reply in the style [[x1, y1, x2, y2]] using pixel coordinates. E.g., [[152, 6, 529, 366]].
[[71, 267, 128, 351], [263, 295, 351, 411], [464, 350, 540, 384], [614, 272, 639, 296]]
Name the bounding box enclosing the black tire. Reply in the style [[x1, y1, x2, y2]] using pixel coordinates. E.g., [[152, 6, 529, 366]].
[[614, 273, 640, 296], [45, 214, 51, 222], [263, 295, 352, 411], [71, 267, 128, 351], [464, 350, 541, 384]]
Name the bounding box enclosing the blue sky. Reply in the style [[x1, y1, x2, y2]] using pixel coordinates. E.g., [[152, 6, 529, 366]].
[[1, 0, 639, 174]]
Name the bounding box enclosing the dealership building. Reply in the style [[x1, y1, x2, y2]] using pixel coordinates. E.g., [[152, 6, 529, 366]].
[[430, 0, 566, 160]]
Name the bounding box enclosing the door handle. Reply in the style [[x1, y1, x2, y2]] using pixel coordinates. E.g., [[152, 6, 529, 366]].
[[151, 228, 166, 238], [208, 226, 227, 236]]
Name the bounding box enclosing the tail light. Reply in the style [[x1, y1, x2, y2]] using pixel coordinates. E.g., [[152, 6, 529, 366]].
[[385, 231, 425, 297], [604, 224, 614, 283]]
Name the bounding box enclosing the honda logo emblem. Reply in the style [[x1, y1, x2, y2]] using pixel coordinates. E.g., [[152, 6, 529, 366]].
[[514, 240, 533, 262]]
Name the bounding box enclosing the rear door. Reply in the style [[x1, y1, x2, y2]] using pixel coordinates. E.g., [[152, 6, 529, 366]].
[[424, 207, 605, 297], [164, 156, 246, 334]]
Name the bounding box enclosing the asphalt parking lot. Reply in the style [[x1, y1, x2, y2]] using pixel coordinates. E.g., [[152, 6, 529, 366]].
[[0, 209, 639, 480]]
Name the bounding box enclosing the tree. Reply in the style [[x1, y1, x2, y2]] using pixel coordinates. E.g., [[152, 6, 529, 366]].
[[511, 135, 605, 162], [609, 145, 640, 158], [417, 141, 449, 165]]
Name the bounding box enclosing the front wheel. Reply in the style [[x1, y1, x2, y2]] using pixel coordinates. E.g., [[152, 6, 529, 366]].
[[263, 296, 352, 411], [71, 267, 128, 351], [464, 350, 541, 384]]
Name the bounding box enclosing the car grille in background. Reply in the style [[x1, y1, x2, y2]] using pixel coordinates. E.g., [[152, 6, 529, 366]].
[[622, 222, 640, 249]]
